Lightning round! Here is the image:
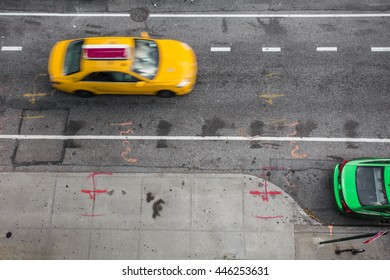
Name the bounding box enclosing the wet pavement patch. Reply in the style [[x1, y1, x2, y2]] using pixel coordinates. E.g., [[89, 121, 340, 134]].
[[200, 117, 225, 136], [295, 120, 318, 137], [66, 120, 85, 135], [343, 120, 359, 138], [156, 120, 172, 148], [249, 120, 264, 136]]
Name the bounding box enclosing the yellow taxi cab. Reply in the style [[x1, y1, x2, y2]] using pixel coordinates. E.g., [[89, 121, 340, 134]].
[[48, 32, 197, 97]]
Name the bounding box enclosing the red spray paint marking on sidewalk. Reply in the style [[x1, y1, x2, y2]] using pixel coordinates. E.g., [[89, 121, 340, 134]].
[[81, 172, 112, 200], [250, 189, 282, 202]]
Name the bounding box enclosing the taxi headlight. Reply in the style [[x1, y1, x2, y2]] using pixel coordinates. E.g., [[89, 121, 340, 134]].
[[176, 79, 190, 88]]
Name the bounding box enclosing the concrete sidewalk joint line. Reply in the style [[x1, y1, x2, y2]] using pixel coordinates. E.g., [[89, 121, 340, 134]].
[[0, 134, 390, 143]]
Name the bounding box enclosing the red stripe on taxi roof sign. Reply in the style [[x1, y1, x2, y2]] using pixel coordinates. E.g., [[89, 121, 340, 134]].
[[82, 44, 129, 59]]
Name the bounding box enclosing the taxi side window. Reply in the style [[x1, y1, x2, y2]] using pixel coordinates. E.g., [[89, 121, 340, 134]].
[[110, 72, 139, 82], [82, 72, 138, 82]]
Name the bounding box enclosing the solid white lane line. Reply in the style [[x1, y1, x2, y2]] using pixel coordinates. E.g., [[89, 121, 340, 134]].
[[149, 13, 390, 18], [262, 47, 281, 52], [316, 47, 337, 51], [1, 46, 22, 51], [1, 12, 390, 18], [0, 12, 130, 17], [0, 134, 389, 143], [211, 47, 231, 52], [371, 47, 390, 52]]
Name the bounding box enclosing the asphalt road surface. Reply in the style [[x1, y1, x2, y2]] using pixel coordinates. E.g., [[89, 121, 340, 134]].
[[0, 1, 389, 226]]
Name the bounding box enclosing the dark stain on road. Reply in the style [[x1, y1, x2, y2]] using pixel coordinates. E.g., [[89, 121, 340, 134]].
[[6, 232, 12, 238], [65, 140, 82, 149], [156, 120, 172, 148], [222, 18, 228, 33], [249, 120, 264, 136], [296, 120, 318, 137], [152, 199, 165, 219], [343, 120, 359, 138], [256, 18, 286, 35], [66, 120, 85, 135], [250, 141, 262, 149], [200, 117, 225, 136]]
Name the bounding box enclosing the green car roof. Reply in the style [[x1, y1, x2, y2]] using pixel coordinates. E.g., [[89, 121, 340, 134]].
[[333, 158, 390, 219]]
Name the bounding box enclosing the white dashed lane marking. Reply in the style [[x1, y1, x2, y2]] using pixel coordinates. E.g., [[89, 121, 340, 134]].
[[316, 47, 338, 52], [371, 47, 390, 52], [1, 46, 22, 51], [262, 47, 281, 52], [211, 47, 231, 52]]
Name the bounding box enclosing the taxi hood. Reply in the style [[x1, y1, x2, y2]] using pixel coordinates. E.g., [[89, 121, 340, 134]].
[[154, 40, 197, 82]]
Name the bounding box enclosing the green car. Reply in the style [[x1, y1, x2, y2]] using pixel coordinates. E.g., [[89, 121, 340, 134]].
[[333, 158, 390, 219]]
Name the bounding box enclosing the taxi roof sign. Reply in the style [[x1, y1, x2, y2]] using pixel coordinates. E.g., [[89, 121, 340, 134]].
[[82, 44, 130, 60]]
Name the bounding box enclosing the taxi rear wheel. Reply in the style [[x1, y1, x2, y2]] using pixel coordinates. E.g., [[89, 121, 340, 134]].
[[75, 90, 94, 98], [157, 90, 175, 98]]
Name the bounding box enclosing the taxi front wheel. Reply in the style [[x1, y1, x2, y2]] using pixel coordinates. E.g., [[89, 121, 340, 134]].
[[75, 90, 94, 98], [157, 90, 175, 98]]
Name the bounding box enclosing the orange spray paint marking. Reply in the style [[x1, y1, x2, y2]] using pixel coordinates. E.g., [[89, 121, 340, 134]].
[[328, 225, 333, 236], [120, 128, 134, 136], [290, 143, 308, 159]]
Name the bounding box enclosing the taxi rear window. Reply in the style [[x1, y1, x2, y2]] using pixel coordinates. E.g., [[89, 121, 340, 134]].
[[64, 40, 83, 75]]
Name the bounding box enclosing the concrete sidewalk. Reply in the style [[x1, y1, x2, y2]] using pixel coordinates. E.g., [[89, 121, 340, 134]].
[[0, 172, 388, 260]]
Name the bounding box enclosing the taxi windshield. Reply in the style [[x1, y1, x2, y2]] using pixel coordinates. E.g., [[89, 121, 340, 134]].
[[131, 39, 159, 79], [64, 40, 83, 75]]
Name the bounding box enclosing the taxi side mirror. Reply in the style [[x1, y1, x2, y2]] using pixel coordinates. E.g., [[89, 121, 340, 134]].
[[140, 32, 150, 38]]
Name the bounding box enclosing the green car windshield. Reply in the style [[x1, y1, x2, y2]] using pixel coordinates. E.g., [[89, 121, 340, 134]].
[[356, 166, 389, 206]]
